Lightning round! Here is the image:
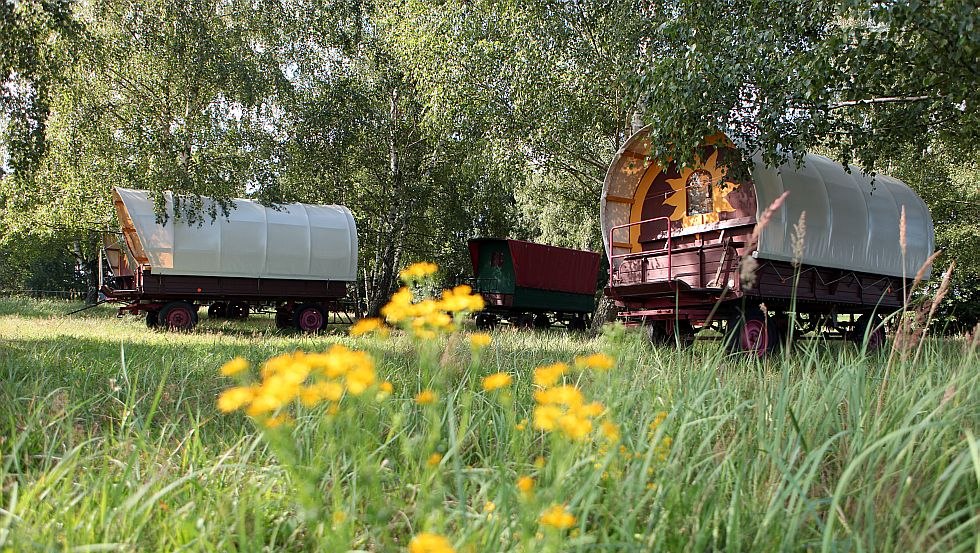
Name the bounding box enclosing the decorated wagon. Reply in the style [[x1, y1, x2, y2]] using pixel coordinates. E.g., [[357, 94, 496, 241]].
[[468, 238, 600, 330], [601, 127, 934, 354], [102, 187, 358, 331]]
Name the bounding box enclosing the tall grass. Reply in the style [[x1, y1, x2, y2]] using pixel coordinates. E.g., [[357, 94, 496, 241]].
[[1, 297, 977, 551]]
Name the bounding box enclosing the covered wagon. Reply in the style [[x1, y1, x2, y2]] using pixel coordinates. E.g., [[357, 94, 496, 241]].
[[601, 127, 934, 353], [102, 187, 358, 331], [468, 238, 600, 330]]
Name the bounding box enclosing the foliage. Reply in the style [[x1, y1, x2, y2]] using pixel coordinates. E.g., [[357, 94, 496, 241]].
[[383, 0, 646, 249], [0, 230, 90, 294], [890, 142, 980, 332], [636, 0, 979, 173]]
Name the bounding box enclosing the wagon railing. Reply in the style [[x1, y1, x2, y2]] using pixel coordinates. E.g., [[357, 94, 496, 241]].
[[608, 216, 673, 284]]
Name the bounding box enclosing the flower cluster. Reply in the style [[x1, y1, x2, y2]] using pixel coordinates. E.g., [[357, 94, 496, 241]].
[[530, 353, 615, 441], [481, 372, 512, 391], [533, 385, 605, 440], [539, 504, 577, 529], [217, 346, 381, 423], [380, 284, 485, 339], [399, 261, 439, 281]]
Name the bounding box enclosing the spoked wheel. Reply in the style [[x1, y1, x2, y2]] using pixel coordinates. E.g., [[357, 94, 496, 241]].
[[645, 321, 670, 346], [728, 311, 779, 357], [475, 313, 497, 331], [851, 314, 886, 352], [227, 301, 249, 320], [159, 301, 198, 331], [294, 304, 325, 333], [275, 307, 293, 329], [208, 302, 228, 319], [514, 314, 534, 329], [567, 315, 588, 332], [533, 314, 551, 329]]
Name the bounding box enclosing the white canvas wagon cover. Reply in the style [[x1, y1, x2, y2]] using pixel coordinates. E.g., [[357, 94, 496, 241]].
[[113, 187, 358, 282], [601, 128, 935, 279]]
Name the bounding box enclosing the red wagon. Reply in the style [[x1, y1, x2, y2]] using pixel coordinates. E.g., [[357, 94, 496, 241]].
[[468, 238, 600, 330], [601, 127, 934, 354]]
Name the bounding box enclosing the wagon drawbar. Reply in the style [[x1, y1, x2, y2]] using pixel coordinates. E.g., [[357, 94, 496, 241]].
[[101, 187, 359, 331], [600, 127, 934, 354]]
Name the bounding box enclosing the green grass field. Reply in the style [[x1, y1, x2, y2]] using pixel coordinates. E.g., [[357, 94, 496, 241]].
[[1, 296, 977, 552]]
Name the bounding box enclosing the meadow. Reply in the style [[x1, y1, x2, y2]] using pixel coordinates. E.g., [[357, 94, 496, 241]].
[[0, 295, 977, 552]]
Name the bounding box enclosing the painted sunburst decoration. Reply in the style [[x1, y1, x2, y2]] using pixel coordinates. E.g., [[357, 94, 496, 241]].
[[663, 150, 739, 227]]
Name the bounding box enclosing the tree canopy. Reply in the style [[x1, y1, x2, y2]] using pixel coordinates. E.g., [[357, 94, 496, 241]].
[[1, 0, 977, 320]]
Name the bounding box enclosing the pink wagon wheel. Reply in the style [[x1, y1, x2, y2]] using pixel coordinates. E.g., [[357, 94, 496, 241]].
[[294, 304, 325, 332], [160, 301, 197, 331], [739, 318, 770, 357]]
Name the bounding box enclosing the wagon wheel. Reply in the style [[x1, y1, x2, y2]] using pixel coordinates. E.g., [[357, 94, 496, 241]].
[[294, 304, 325, 332], [645, 321, 670, 346], [275, 306, 293, 329], [514, 314, 534, 329], [226, 301, 249, 320], [731, 312, 779, 357], [208, 302, 228, 319], [567, 315, 588, 332], [475, 313, 497, 331], [533, 314, 551, 329], [146, 310, 160, 328], [851, 314, 886, 353], [159, 301, 198, 331]]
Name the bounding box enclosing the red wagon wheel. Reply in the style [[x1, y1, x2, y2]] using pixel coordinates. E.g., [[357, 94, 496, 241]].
[[740, 318, 769, 357], [159, 301, 197, 331], [294, 304, 325, 332]]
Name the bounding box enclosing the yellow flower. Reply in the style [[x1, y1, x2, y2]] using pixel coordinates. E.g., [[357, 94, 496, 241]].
[[400, 261, 439, 281], [440, 285, 484, 312], [600, 420, 620, 442], [219, 356, 250, 376], [649, 411, 668, 431], [533, 362, 568, 387], [350, 317, 386, 337], [332, 511, 346, 525], [408, 532, 455, 553], [576, 401, 605, 417], [427, 452, 443, 466], [481, 372, 512, 392], [470, 333, 492, 349], [415, 389, 438, 405], [375, 380, 393, 401], [539, 504, 577, 529], [299, 381, 344, 406], [217, 386, 255, 412], [515, 418, 527, 431], [262, 413, 293, 428], [574, 353, 615, 371], [517, 476, 535, 494], [345, 364, 376, 395], [483, 501, 496, 513], [558, 413, 593, 440], [534, 385, 584, 408], [532, 404, 563, 431]]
